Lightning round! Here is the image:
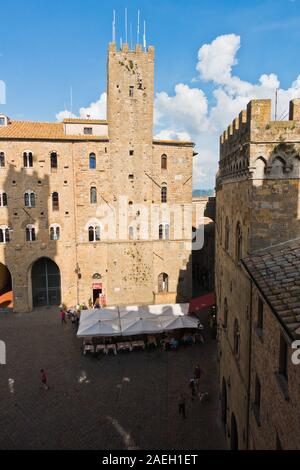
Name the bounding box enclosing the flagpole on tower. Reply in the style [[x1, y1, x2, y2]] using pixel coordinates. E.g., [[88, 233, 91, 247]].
[[143, 20, 147, 51], [137, 10, 140, 44], [112, 10, 116, 43]]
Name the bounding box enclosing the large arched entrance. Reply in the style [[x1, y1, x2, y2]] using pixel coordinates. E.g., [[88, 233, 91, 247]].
[[221, 378, 227, 432], [0, 263, 13, 308], [230, 413, 239, 450], [31, 258, 61, 307]]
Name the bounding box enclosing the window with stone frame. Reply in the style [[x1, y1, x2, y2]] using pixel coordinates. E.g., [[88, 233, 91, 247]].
[[90, 186, 97, 204], [253, 374, 261, 425], [128, 226, 134, 240], [0, 192, 7, 207], [223, 298, 228, 329], [50, 225, 60, 241], [50, 151, 58, 170], [279, 334, 288, 381], [0, 226, 10, 243], [161, 185, 167, 203], [257, 297, 264, 333], [88, 225, 101, 242], [236, 221, 242, 263], [158, 273, 169, 293], [24, 190, 36, 208], [0, 152, 5, 167], [52, 192, 59, 211], [159, 223, 170, 240], [233, 318, 240, 357], [161, 154, 167, 170], [23, 151, 33, 168], [89, 153, 96, 169], [225, 217, 230, 252], [26, 225, 36, 242]]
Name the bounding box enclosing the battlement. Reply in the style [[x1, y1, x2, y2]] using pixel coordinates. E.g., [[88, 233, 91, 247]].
[[108, 42, 155, 57], [220, 99, 300, 159]]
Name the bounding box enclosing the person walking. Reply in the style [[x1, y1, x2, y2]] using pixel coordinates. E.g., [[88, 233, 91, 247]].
[[178, 394, 186, 419], [189, 378, 197, 401], [60, 308, 67, 325], [40, 369, 50, 390]]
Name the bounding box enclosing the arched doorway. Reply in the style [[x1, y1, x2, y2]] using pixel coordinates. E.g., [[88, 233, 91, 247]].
[[221, 378, 227, 431], [230, 413, 239, 450], [31, 258, 61, 307], [0, 263, 13, 308]]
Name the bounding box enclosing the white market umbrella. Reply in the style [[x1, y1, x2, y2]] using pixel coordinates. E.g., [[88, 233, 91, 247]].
[[77, 318, 121, 337], [80, 308, 119, 323], [120, 317, 164, 336], [160, 314, 199, 331]]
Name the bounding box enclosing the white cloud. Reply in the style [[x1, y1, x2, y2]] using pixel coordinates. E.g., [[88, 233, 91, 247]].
[[56, 93, 107, 121], [55, 34, 300, 188], [155, 33, 300, 188], [196, 34, 241, 85]]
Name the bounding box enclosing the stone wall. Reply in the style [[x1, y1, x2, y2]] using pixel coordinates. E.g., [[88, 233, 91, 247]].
[[248, 286, 300, 450]]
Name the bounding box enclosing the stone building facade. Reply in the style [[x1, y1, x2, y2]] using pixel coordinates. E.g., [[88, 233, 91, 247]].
[[0, 42, 195, 313], [215, 98, 300, 449]]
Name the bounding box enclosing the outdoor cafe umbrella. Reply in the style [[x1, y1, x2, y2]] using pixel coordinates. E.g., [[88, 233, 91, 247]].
[[160, 314, 200, 331], [120, 316, 164, 336], [77, 318, 121, 337], [79, 307, 119, 323]]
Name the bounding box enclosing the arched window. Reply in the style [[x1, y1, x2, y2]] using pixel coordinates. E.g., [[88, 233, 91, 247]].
[[89, 153, 96, 169], [234, 319, 240, 357], [24, 190, 36, 208], [26, 225, 36, 242], [0, 226, 10, 243], [158, 273, 169, 293], [159, 223, 170, 240], [52, 192, 59, 211], [161, 184, 167, 203], [90, 186, 97, 204], [50, 224, 60, 241], [223, 298, 228, 329], [50, 151, 58, 170], [0, 152, 5, 167], [161, 154, 167, 170], [236, 222, 242, 263], [254, 157, 267, 179], [88, 225, 101, 242], [225, 217, 229, 252], [128, 226, 134, 240], [23, 151, 33, 168], [0, 192, 7, 207]]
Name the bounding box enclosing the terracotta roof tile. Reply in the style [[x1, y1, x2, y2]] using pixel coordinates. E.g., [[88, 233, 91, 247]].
[[0, 120, 108, 141], [242, 238, 300, 340]]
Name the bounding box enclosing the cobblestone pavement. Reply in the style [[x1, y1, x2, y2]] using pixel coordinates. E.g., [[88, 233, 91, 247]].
[[0, 307, 226, 450]]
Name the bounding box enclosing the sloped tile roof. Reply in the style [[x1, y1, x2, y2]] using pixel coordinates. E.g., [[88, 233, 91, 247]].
[[242, 238, 300, 340], [0, 121, 108, 141]]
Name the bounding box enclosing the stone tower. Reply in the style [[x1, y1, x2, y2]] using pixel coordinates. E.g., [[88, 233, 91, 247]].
[[107, 43, 155, 207]]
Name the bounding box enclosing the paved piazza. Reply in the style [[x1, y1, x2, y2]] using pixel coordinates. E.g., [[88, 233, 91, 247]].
[[0, 308, 226, 450]]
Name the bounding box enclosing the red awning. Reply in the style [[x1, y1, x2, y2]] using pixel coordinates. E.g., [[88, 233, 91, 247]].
[[188, 293, 216, 314]]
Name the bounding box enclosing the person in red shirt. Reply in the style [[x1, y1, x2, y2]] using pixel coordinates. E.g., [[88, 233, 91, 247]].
[[60, 309, 66, 325]]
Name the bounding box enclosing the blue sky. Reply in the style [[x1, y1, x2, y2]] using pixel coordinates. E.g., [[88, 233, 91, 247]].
[[1, 0, 300, 188]]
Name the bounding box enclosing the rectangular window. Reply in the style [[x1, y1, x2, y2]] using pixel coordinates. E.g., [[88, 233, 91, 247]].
[[129, 150, 134, 156], [84, 127, 93, 135], [253, 375, 261, 425], [0, 117, 5, 126], [129, 86, 134, 98], [279, 334, 288, 380], [257, 298, 264, 329]]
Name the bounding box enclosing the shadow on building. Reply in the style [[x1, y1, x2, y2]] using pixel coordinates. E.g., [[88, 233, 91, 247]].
[[0, 163, 59, 313]]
